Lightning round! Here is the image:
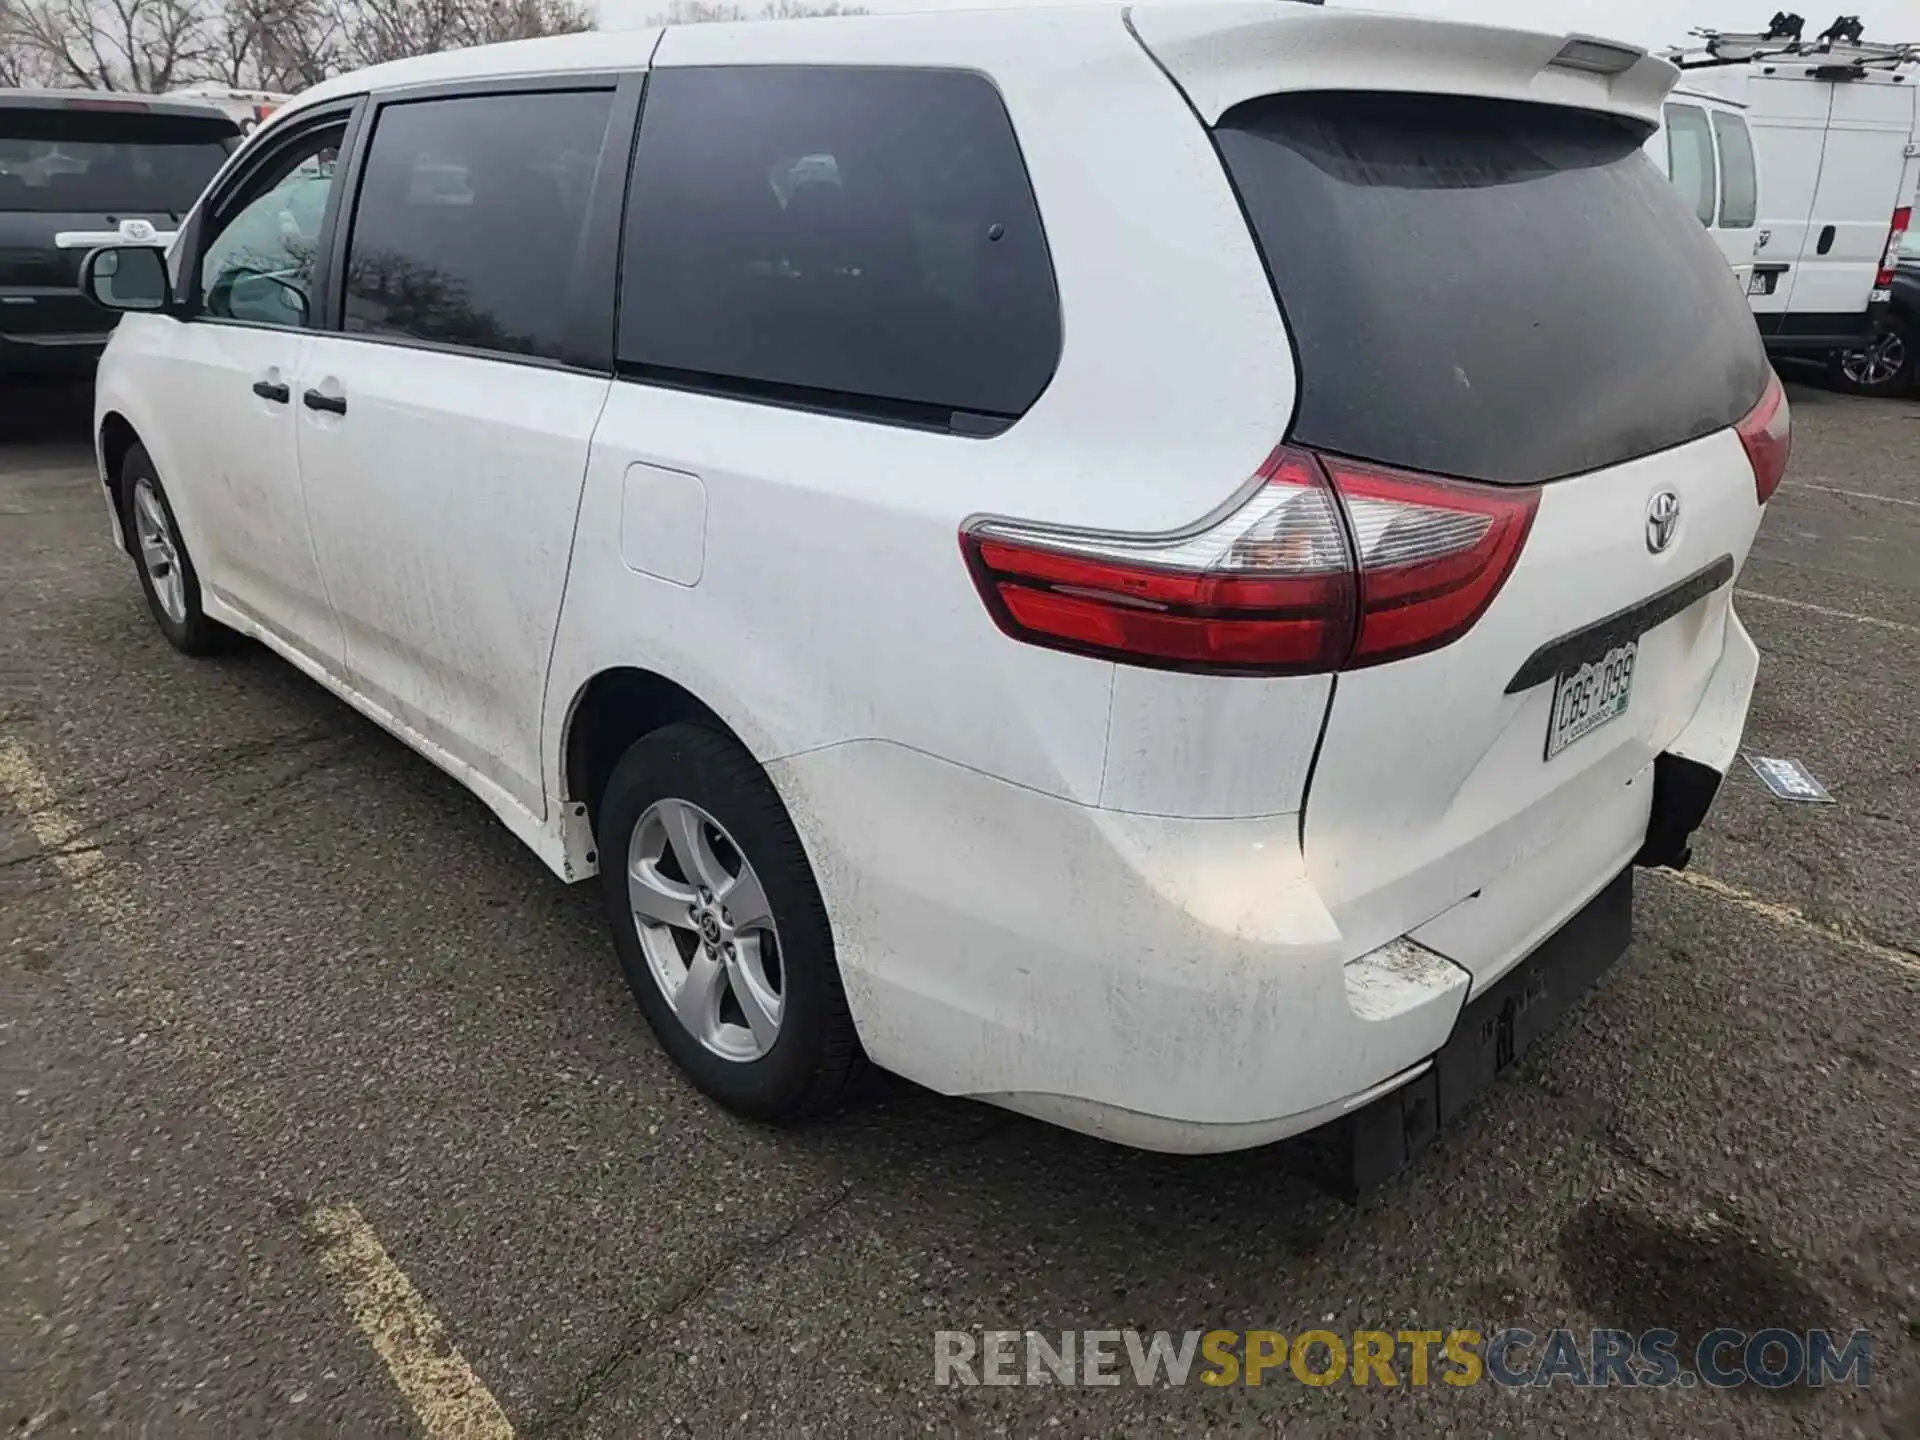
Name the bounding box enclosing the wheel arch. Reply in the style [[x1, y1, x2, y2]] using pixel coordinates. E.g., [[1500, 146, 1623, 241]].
[[98, 410, 143, 556], [561, 666, 756, 829]]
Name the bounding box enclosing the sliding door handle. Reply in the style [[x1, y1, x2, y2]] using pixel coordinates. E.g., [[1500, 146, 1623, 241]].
[[251, 379, 289, 403], [302, 389, 346, 416]]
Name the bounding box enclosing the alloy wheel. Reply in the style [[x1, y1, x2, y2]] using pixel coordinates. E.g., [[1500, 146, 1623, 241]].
[[131, 477, 187, 625], [626, 797, 785, 1063], [1839, 326, 1907, 389]]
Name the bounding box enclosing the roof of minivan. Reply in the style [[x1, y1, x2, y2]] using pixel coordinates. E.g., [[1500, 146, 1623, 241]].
[[279, 3, 1677, 125]]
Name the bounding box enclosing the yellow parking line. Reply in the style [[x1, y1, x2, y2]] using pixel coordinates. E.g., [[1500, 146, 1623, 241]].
[[307, 1205, 516, 1440], [0, 736, 104, 883], [0, 737, 126, 922], [1650, 867, 1920, 978], [1736, 590, 1918, 635]]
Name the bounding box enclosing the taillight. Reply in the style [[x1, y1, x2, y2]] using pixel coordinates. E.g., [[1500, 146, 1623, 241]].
[[1877, 205, 1911, 290], [1736, 370, 1791, 505], [1322, 456, 1538, 668], [962, 446, 1357, 674], [960, 445, 1537, 676]]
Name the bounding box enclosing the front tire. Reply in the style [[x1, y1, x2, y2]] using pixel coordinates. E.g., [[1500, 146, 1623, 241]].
[[597, 722, 866, 1120], [1832, 314, 1914, 396], [120, 443, 224, 656]]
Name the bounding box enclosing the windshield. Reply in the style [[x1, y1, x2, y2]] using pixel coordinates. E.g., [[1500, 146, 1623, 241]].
[[0, 109, 234, 214]]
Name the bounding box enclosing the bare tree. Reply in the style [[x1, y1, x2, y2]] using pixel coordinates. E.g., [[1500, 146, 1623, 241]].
[[0, 0, 591, 93], [4, 0, 214, 90], [207, 0, 342, 90]]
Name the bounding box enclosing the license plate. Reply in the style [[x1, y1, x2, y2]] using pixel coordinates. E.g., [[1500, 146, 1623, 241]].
[[1747, 270, 1776, 296], [1545, 642, 1636, 760]]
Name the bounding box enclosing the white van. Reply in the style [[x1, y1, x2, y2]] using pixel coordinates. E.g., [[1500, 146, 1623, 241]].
[[1665, 27, 1919, 358], [1646, 88, 1763, 292]]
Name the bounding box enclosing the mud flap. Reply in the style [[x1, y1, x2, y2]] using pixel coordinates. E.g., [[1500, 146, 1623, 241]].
[[1330, 867, 1634, 1197]]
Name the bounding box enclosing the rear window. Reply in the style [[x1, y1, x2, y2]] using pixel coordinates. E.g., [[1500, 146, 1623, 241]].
[[0, 109, 234, 214], [1214, 93, 1769, 485], [618, 66, 1061, 431]]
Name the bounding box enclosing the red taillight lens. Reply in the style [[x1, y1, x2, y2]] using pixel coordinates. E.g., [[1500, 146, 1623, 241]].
[[1736, 370, 1791, 505], [961, 445, 1538, 675], [962, 446, 1357, 674], [1321, 456, 1539, 668], [1877, 205, 1911, 289]]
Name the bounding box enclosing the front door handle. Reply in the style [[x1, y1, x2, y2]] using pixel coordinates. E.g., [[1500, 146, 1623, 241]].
[[302, 389, 346, 415], [251, 379, 290, 403]]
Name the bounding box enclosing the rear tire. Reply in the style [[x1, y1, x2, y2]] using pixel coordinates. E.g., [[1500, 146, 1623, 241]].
[[120, 443, 224, 656], [1831, 313, 1914, 397], [596, 722, 866, 1120]]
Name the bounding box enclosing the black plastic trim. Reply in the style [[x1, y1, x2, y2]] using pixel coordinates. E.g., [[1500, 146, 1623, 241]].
[[1504, 554, 1735, 694], [560, 71, 646, 373], [1336, 867, 1634, 1195], [616, 363, 1014, 437], [1757, 309, 1876, 351], [1634, 753, 1724, 871]]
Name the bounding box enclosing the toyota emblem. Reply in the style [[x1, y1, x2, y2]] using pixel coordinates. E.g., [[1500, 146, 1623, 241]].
[[1645, 488, 1680, 554]]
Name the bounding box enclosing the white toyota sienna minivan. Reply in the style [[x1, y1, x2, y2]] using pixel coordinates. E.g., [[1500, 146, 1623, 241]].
[[81, 4, 1789, 1187]]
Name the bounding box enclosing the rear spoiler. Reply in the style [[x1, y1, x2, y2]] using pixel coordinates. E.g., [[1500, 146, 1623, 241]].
[[1125, 4, 1677, 127]]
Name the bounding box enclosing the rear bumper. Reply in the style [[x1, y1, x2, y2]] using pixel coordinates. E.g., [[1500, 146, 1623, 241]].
[[769, 613, 1757, 1159]]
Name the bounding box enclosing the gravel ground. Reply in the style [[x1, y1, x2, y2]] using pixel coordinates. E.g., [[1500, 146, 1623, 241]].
[[2, 378, 1917, 1438]]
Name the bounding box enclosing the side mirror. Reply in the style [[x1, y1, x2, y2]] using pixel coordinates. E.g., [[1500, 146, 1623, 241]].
[[79, 245, 171, 313], [224, 270, 310, 328]]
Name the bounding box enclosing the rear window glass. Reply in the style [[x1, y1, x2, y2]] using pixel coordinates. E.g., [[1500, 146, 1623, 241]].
[[1712, 111, 1758, 229], [1664, 104, 1718, 226], [618, 66, 1060, 430], [1213, 93, 1768, 485], [0, 110, 233, 214]]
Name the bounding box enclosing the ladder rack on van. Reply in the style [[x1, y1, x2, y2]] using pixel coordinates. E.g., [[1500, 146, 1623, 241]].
[[1666, 26, 1918, 73]]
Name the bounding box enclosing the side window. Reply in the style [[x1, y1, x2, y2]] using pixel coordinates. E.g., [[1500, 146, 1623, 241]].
[[1712, 111, 1758, 230], [618, 66, 1061, 428], [342, 90, 614, 361], [196, 125, 345, 329], [1664, 104, 1718, 228]]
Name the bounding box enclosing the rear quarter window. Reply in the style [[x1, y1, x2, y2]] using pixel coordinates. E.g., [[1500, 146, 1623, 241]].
[[617, 65, 1061, 431], [1213, 92, 1769, 485]]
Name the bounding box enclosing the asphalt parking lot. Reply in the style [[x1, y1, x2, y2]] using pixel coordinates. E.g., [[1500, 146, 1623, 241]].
[[3, 378, 1918, 1438]]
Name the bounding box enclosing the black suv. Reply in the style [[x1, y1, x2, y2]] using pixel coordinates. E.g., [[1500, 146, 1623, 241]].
[[1, 91, 239, 379]]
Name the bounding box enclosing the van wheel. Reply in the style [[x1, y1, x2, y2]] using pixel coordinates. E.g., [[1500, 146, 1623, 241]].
[[121, 444, 224, 656], [597, 722, 866, 1119], [1832, 315, 1914, 396]]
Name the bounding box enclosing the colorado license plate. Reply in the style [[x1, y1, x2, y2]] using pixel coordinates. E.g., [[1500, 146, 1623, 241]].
[[1545, 642, 1636, 760]]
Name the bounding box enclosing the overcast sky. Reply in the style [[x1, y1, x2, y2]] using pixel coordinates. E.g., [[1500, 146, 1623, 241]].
[[596, 0, 1915, 54]]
